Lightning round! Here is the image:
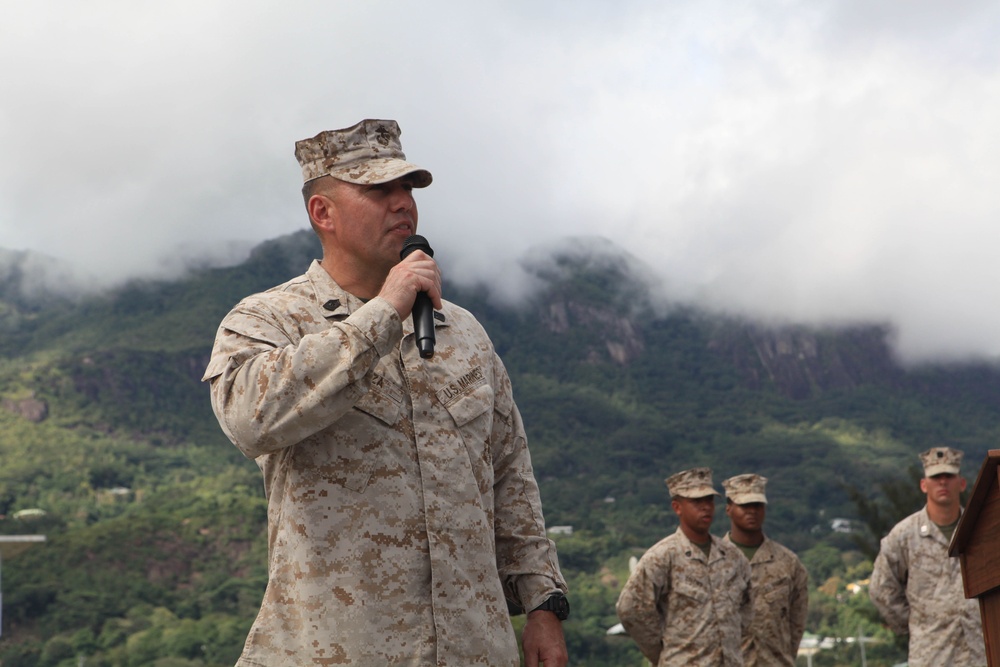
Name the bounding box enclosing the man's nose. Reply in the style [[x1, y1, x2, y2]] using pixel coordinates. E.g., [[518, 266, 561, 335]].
[[389, 185, 414, 211]]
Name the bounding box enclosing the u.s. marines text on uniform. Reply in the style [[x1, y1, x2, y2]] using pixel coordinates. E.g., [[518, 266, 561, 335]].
[[204, 119, 568, 666]]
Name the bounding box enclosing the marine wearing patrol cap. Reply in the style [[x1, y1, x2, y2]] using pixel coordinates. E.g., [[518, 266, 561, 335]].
[[919, 446, 963, 477], [294, 119, 433, 187], [665, 467, 721, 499], [722, 473, 769, 504]]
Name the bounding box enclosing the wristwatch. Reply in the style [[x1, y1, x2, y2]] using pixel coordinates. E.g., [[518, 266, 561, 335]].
[[530, 593, 570, 621]]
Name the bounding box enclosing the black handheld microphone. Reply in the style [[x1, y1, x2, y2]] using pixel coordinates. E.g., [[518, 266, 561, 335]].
[[399, 235, 435, 359]]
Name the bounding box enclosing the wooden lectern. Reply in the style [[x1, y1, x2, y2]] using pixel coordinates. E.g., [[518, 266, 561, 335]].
[[949, 449, 1000, 666]]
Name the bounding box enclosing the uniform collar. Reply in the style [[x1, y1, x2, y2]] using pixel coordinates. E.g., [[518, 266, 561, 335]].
[[676, 527, 719, 563], [304, 260, 448, 335], [918, 504, 963, 543], [305, 261, 366, 318], [724, 531, 774, 562]]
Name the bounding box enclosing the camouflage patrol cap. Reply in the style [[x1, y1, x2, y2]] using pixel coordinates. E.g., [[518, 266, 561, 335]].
[[919, 446, 963, 477], [665, 467, 720, 499], [722, 473, 768, 504], [294, 119, 432, 187]]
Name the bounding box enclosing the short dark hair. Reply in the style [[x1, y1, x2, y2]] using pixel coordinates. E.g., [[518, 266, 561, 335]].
[[301, 178, 323, 208]]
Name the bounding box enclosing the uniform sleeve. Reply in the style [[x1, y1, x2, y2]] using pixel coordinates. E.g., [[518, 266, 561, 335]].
[[616, 555, 665, 665], [203, 296, 402, 459], [489, 353, 567, 613], [789, 558, 810, 656], [869, 532, 911, 636]]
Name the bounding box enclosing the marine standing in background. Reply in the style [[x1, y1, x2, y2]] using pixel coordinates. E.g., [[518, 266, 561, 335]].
[[869, 446, 986, 667], [203, 119, 569, 666], [722, 474, 809, 667], [616, 467, 753, 666]]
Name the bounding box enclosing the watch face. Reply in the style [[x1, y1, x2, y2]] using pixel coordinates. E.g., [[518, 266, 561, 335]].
[[551, 594, 570, 620], [533, 593, 569, 619], [560, 599, 570, 617]]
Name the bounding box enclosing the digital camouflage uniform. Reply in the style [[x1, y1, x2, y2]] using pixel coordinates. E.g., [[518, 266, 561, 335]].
[[203, 261, 566, 666], [870, 505, 986, 667], [616, 528, 753, 666], [721, 473, 808, 667], [724, 533, 808, 666]]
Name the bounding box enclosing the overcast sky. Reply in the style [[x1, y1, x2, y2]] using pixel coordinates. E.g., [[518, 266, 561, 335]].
[[2, 1, 999, 364]]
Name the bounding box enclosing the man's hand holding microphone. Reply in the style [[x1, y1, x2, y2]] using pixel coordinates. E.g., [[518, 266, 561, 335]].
[[379, 235, 440, 358]]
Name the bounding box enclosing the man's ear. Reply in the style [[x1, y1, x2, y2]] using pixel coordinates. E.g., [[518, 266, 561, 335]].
[[919, 477, 929, 494], [308, 192, 337, 232]]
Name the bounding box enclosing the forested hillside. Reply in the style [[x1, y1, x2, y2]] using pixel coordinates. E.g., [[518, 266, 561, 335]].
[[1, 231, 998, 666]]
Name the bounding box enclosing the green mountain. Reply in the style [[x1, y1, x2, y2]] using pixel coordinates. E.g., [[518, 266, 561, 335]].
[[1, 231, 997, 666]]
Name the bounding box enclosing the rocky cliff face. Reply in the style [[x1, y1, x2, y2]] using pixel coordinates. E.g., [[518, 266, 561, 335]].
[[524, 240, 904, 398], [539, 299, 646, 366], [536, 288, 901, 397], [709, 324, 902, 399]]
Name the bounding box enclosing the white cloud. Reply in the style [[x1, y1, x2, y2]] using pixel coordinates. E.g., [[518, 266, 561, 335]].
[[1, 0, 999, 362]]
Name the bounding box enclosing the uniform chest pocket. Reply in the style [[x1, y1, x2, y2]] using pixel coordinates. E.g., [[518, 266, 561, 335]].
[[910, 541, 948, 581], [673, 576, 710, 604], [354, 375, 404, 425], [443, 383, 493, 427], [758, 577, 790, 604], [442, 383, 495, 489]]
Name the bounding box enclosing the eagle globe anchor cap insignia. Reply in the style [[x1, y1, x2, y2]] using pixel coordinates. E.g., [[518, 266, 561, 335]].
[[722, 473, 768, 504], [665, 467, 720, 499], [294, 119, 433, 188], [919, 446, 963, 477]]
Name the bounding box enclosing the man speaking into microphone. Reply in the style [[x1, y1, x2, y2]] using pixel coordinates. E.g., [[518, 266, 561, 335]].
[[202, 119, 568, 667]]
